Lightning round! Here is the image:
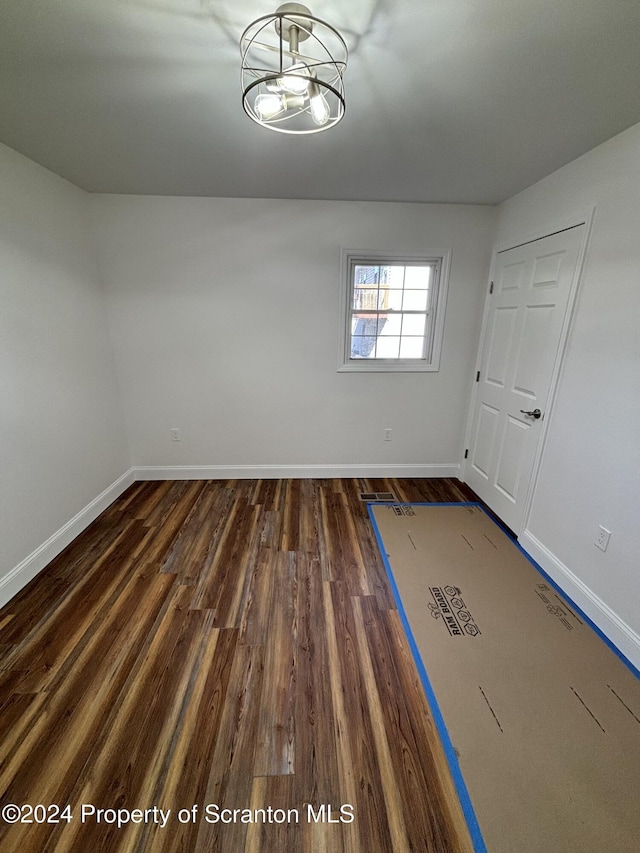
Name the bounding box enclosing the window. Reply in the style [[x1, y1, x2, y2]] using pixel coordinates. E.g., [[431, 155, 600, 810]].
[[338, 250, 450, 372]]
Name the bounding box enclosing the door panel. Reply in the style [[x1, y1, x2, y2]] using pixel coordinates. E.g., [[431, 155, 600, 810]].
[[466, 225, 585, 533], [514, 305, 554, 395], [473, 404, 500, 478], [532, 251, 564, 287], [486, 307, 517, 386], [495, 415, 529, 501], [500, 259, 526, 292]]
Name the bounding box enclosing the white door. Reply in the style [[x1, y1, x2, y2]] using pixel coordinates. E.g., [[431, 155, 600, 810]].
[[465, 225, 585, 534]]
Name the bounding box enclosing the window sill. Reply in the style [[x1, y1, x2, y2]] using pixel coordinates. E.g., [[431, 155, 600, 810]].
[[337, 360, 440, 373]]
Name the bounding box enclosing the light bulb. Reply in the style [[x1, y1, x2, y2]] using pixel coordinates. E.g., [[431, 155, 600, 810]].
[[254, 92, 285, 120], [309, 90, 330, 126], [278, 62, 310, 95]]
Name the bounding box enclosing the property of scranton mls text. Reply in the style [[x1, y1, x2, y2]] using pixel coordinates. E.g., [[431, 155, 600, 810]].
[[0, 803, 355, 829]]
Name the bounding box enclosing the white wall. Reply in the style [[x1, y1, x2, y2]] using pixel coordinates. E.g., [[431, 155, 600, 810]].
[[493, 122, 640, 663], [0, 144, 130, 600], [92, 196, 495, 477]]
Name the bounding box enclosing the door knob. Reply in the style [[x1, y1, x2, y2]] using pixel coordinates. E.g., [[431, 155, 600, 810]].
[[520, 408, 542, 419]]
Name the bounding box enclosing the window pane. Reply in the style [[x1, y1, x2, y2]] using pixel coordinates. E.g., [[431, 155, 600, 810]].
[[385, 266, 405, 286], [381, 313, 402, 335], [353, 287, 381, 310], [351, 337, 372, 357], [353, 317, 387, 334], [404, 266, 431, 288], [375, 336, 401, 358], [401, 313, 427, 335], [350, 316, 387, 357], [386, 289, 404, 310], [354, 265, 380, 285], [402, 289, 429, 311], [399, 337, 426, 358]]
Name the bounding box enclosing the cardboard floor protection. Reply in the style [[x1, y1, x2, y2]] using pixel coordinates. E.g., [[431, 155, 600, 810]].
[[370, 503, 640, 853]]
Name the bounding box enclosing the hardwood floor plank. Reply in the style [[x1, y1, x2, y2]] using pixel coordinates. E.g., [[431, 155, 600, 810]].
[[134, 481, 206, 566], [294, 554, 340, 807], [327, 580, 394, 852], [191, 500, 261, 616], [298, 479, 323, 556], [159, 482, 233, 581], [321, 579, 360, 853], [250, 478, 284, 512], [195, 643, 265, 852], [359, 595, 474, 852], [0, 692, 45, 749], [351, 596, 411, 852], [238, 549, 278, 647], [253, 551, 297, 777], [207, 504, 264, 628], [337, 481, 395, 610], [244, 774, 302, 853], [121, 479, 173, 521], [141, 481, 202, 528], [279, 478, 301, 552], [383, 606, 475, 852], [143, 625, 238, 853], [320, 490, 370, 595]]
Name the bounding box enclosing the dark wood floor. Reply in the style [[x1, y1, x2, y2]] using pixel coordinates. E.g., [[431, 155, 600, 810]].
[[0, 478, 478, 852]]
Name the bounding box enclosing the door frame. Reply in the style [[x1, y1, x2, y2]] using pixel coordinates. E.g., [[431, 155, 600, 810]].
[[461, 208, 595, 536]]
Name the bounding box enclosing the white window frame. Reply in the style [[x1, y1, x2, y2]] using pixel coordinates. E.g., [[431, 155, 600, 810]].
[[337, 248, 451, 372]]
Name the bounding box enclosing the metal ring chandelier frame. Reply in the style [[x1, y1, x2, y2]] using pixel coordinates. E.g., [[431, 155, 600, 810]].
[[240, 4, 347, 134]]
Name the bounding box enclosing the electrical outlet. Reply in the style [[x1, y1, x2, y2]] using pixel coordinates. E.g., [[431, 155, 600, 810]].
[[384, 428, 392, 441], [594, 525, 611, 552], [171, 428, 181, 442]]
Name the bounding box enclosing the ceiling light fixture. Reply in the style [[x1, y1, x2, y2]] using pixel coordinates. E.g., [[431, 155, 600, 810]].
[[240, 3, 347, 134]]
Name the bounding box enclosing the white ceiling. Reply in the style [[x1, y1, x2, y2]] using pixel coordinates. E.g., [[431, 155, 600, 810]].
[[1, 0, 639, 204]]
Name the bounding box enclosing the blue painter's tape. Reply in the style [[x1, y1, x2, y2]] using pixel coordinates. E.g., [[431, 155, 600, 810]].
[[374, 501, 639, 681], [368, 500, 639, 852], [367, 503, 488, 853], [474, 504, 640, 681]]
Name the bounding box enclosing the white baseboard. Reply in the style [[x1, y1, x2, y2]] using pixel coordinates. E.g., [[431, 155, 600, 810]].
[[520, 529, 640, 673], [133, 463, 460, 481], [0, 468, 136, 611], [1, 463, 457, 613]]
